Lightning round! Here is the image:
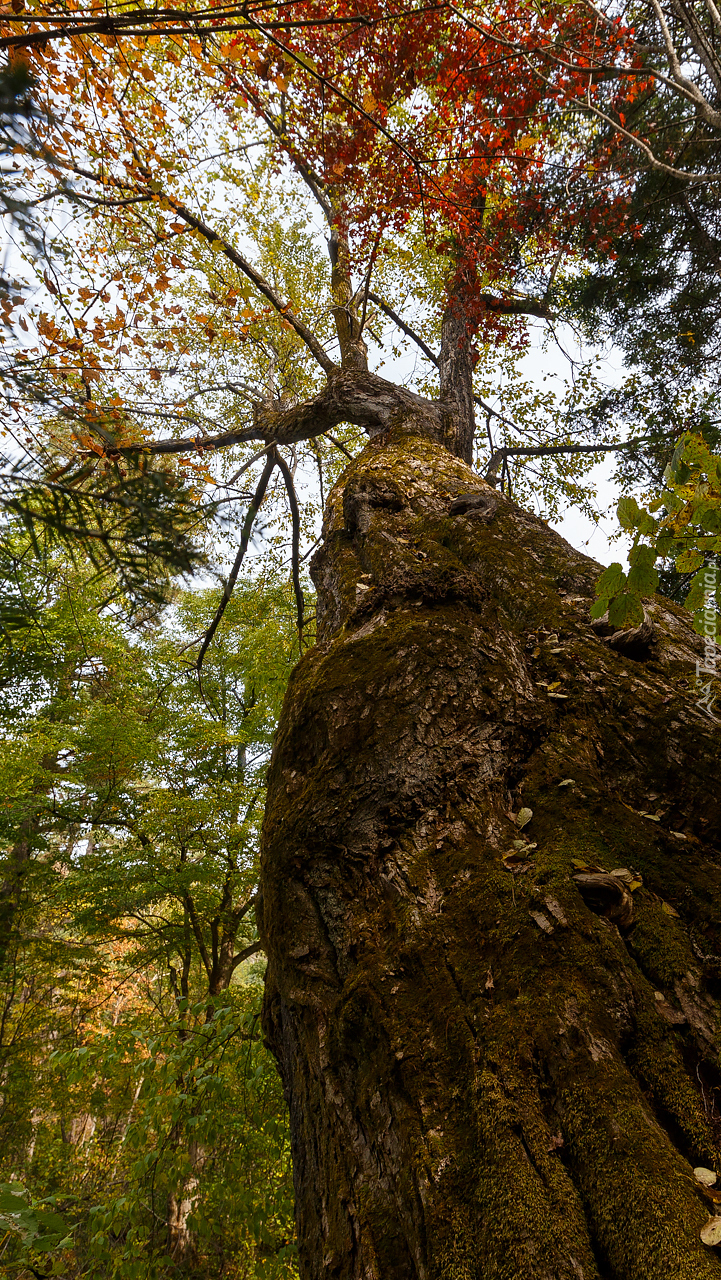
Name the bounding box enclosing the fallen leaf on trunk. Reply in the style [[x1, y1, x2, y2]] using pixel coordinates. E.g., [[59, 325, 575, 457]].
[[529, 910, 554, 934], [700, 1217, 721, 1246]]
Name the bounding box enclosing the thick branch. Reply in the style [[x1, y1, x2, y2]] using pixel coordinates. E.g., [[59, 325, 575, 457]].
[[0, 6, 380, 49], [115, 371, 441, 458], [479, 294, 556, 318], [230, 940, 263, 974], [182, 891, 212, 978]]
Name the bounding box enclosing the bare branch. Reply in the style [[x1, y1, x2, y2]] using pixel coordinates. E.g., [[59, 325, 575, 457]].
[[485, 437, 652, 484], [196, 449, 277, 671], [273, 449, 305, 645], [240, 84, 333, 221], [649, 0, 721, 123], [367, 292, 439, 366], [665, 0, 721, 99], [326, 434, 354, 460], [230, 940, 264, 975], [569, 96, 721, 181]]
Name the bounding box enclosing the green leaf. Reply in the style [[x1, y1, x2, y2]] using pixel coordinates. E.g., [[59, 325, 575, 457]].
[[608, 592, 644, 629], [626, 546, 659, 595], [0, 1184, 28, 1213], [596, 562, 626, 597], [617, 496, 642, 529], [676, 548, 705, 573]]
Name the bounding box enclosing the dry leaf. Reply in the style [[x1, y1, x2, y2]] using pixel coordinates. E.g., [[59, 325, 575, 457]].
[[661, 901, 680, 917], [529, 910, 554, 934], [696, 1168, 718, 1188], [700, 1217, 721, 1246], [544, 897, 568, 926]]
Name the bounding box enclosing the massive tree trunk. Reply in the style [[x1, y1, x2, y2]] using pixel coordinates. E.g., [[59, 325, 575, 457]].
[[259, 400, 721, 1280]]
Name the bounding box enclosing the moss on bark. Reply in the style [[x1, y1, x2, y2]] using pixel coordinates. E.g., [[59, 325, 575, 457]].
[[260, 417, 721, 1280]]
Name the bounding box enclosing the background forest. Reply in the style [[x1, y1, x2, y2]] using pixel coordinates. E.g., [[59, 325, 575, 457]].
[[1, 0, 721, 1274], [0, 548, 303, 1278]]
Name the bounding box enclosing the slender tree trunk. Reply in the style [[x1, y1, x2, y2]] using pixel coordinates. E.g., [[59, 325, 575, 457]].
[[438, 280, 476, 466], [260, 402, 721, 1279], [168, 1139, 203, 1267]]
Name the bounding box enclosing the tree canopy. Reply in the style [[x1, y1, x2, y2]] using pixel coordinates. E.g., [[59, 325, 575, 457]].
[[1, 0, 721, 1274]]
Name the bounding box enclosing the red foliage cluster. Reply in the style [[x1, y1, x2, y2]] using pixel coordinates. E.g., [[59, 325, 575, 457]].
[[221, 0, 641, 331]]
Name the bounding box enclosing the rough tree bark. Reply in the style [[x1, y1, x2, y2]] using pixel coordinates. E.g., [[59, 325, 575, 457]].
[[259, 389, 721, 1279]]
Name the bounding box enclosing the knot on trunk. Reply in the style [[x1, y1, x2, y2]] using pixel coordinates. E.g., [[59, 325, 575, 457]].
[[350, 564, 488, 625], [343, 477, 405, 537], [448, 491, 499, 521], [573, 872, 635, 929], [591, 611, 655, 659]]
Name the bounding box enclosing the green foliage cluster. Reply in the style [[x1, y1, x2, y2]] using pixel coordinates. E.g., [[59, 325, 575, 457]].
[[593, 432, 721, 637], [0, 530, 302, 1280]]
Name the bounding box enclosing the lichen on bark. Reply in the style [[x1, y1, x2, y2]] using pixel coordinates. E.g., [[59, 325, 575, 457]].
[[259, 409, 721, 1280]]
